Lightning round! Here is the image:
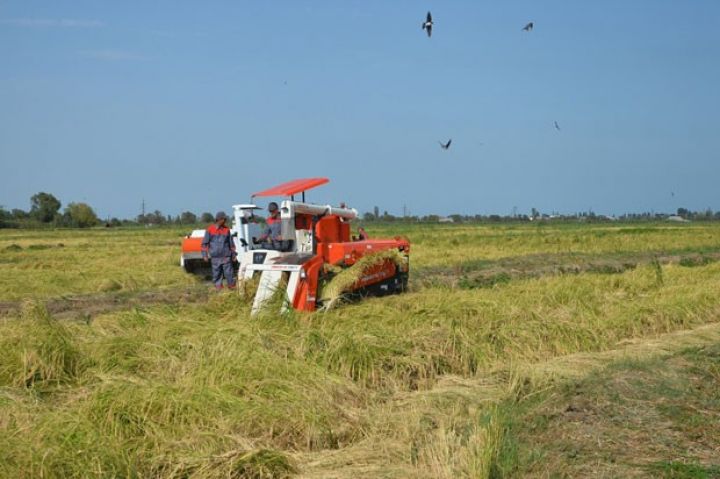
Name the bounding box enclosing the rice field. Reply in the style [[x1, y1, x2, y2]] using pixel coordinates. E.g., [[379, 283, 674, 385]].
[[1, 222, 719, 478]]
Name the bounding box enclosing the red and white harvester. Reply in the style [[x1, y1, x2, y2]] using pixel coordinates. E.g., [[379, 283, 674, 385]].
[[181, 178, 410, 314]]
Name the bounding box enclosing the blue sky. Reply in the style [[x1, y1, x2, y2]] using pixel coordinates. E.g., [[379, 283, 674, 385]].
[[1, 1, 719, 219]]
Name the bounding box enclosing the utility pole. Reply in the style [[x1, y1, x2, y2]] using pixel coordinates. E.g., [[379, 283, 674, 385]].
[[403, 204, 407, 218], [141, 199, 146, 217]]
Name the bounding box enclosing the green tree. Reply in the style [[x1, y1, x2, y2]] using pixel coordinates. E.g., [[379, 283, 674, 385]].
[[180, 211, 198, 224], [200, 212, 214, 223], [30, 192, 61, 222], [0, 207, 9, 228], [150, 210, 166, 225], [138, 210, 166, 225], [11, 209, 28, 219], [65, 202, 99, 228]]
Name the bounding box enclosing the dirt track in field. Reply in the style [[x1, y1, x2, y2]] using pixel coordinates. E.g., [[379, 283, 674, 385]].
[[0, 285, 209, 320], [2, 249, 719, 320], [415, 250, 720, 289]]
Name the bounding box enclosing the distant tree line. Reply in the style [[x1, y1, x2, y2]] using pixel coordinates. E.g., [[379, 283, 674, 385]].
[[1, 192, 102, 229], [134, 211, 214, 226], [3, 194, 720, 229], [360, 206, 720, 223], [0, 192, 216, 229]]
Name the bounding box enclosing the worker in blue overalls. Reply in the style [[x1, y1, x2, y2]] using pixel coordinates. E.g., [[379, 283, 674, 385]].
[[201, 211, 237, 290]]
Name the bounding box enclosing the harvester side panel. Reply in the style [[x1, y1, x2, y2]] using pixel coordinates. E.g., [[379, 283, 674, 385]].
[[325, 239, 410, 266], [292, 255, 324, 311]]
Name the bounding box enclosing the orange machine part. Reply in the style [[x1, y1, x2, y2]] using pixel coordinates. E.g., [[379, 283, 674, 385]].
[[182, 237, 203, 254], [295, 213, 313, 231], [351, 260, 398, 290], [292, 255, 324, 312], [292, 215, 409, 311], [315, 216, 341, 243], [324, 239, 410, 266]]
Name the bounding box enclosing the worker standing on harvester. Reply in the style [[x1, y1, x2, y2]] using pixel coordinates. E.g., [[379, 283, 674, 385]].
[[202, 211, 237, 290], [258, 202, 282, 249]]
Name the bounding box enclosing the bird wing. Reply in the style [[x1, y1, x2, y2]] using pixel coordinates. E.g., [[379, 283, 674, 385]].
[[427, 11, 432, 22], [447, 139, 452, 148], [426, 24, 432, 37]]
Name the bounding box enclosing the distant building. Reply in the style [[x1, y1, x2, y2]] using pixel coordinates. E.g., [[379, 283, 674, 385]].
[[438, 217, 454, 223], [667, 215, 690, 223]]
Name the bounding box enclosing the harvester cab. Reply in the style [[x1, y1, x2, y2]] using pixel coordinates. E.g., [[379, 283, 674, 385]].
[[237, 178, 410, 314], [230, 204, 263, 250]]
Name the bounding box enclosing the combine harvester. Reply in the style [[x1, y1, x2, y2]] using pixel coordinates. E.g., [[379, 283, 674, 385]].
[[181, 178, 410, 314]]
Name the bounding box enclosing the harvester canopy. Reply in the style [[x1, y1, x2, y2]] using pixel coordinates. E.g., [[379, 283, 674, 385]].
[[252, 177, 329, 198]]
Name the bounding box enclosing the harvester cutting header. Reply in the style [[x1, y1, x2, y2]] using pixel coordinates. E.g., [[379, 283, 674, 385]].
[[181, 178, 410, 314]]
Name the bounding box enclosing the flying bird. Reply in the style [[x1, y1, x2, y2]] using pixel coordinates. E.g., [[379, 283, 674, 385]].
[[422, 11, 433, 38], [554, 121, 561, 131], [439, 139, 452, 150], [522, 22, 534, 32]]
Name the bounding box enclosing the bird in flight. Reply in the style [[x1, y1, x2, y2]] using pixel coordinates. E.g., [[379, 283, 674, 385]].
[[422, 12, 433, 38], [439, 139, 452, 150], [522, 22, 534, 32], [554, 121, 561, 131]]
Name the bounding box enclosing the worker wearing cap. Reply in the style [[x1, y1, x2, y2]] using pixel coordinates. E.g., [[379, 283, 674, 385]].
[[201, 211, 237, 290], [258, 202, 282, 248]]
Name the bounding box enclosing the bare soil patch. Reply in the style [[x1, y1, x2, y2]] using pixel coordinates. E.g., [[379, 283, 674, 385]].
[[0, 286, 209, 320]]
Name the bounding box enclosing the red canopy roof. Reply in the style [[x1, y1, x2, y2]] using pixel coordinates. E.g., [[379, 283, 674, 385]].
[[252, 177, 329, 198]]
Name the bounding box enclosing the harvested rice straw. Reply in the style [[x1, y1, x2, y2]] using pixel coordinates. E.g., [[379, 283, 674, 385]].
[[319, 249, 405, 311]]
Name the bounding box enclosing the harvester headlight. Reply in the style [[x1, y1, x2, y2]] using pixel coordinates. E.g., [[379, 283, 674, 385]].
[[300, 269, 307, 279]]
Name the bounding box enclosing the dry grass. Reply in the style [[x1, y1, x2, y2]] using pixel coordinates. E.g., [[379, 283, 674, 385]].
[[1, 223, 720, 477], [0, 227, 197, 301]]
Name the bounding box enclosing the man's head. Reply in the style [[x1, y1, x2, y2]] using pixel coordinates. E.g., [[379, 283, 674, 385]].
[[268, 202, 279, 217], [215, 211, 228, 225]]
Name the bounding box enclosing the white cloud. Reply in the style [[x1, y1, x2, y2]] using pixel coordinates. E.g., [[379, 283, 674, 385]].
[[1, 18, 105, 28], [78, 49, 146, 61]]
